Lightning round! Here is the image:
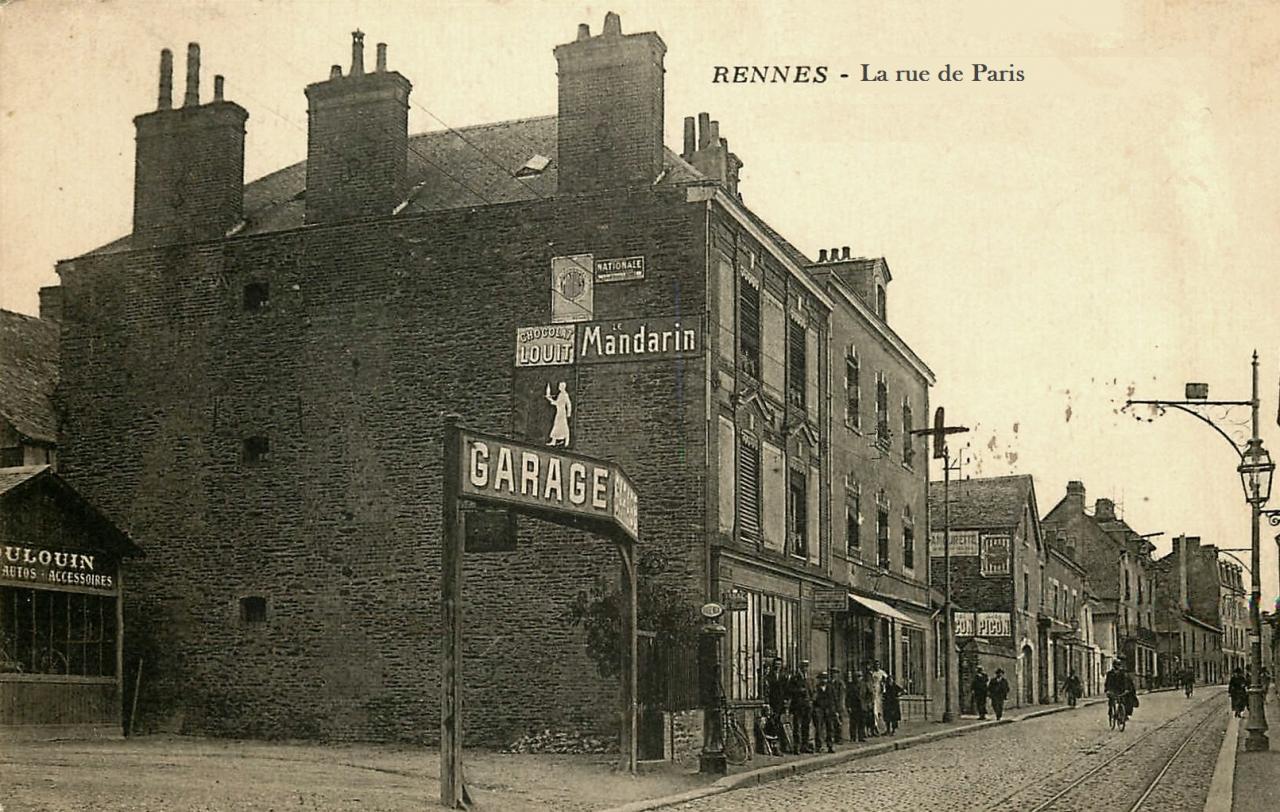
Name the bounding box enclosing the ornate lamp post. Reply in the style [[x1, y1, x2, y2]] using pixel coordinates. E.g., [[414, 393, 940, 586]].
[[1126, 351, 1274, 752]]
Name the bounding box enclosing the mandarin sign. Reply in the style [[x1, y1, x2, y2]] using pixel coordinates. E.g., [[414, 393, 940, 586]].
[[514, 316, 702, 368], [1, 544, 115, 593], [460, 430, 638, 541]]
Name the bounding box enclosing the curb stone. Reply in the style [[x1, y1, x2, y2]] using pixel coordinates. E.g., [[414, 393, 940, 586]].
[[598, 708, 1079, 812]]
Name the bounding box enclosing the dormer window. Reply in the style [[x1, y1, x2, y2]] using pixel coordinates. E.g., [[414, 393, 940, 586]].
[[515, 154, 552, 177]]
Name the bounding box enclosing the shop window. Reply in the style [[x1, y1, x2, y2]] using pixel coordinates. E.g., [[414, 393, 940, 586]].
[[1, 587, 116, 676], [788, 467, 807, 559], [738, 280, 761, 380], [901, 626, 925, 694], [239, 596, 268, 623], [243, 435, 271, 464], [787, 319, 806, 410], [243, 282, 270, 312], [736, 435, 761, 542]]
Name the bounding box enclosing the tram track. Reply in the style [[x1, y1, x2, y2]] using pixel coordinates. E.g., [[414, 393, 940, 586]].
[[983, 688, 1226, 812]]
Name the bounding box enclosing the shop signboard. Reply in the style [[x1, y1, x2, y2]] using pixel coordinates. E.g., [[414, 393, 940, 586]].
[[813, 588, 848, 612], [515, 324, 576, 367], [928, 529, 980, 557], [724, 589, 749, 611], [594, 255, 645, 282], [551, 254, 594, 324], [976, 612, 1012, 638], [980, 535, 1012, 577], [954, 611, 976, 637], [577, 315, 701, 365], [0, 543, 116, 594], [460, 429, 638, 542]]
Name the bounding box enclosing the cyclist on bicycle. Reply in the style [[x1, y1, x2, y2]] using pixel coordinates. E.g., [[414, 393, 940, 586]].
[[1105, 659, 1136, 725]]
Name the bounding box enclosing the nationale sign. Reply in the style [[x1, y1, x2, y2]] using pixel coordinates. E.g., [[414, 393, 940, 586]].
[[460, 429, 638, 542], [595, 256, 645, 282]]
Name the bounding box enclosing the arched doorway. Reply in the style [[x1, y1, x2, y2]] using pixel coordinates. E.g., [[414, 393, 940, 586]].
[[1021, 644, 1035, 705]]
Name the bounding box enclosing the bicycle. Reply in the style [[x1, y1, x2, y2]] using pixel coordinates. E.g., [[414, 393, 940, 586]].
[[1108, 693, 1128, 731], [720, 699, 752, 766]]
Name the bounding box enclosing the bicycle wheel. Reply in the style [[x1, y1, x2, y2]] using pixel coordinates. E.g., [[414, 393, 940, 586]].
[[723, 721, 749, 765], [1117, 708, 1126, 732], [1108, 702, 1116, 730]]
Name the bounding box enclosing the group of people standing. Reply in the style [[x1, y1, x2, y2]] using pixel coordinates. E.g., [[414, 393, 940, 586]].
[[968, 666, 1012, 720], [760, 657, 905, 755]]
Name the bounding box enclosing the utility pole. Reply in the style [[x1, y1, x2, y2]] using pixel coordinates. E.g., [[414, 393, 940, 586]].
[[913, 407, 969, 722]]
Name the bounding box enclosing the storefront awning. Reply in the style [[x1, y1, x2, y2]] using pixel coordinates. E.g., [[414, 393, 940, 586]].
[[848, 593, 914, 625]]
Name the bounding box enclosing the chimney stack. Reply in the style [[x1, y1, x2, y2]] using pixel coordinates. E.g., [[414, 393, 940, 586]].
[[304, 33, 412, 225], [554, 13, 667, 194], [132, 43, 248, 248], [685, 110, 744, 198], [1095, 497, 1115, 521], [38, 286, 63, 324], [842, 246, 850, 260], [818, 249, 829, 262]]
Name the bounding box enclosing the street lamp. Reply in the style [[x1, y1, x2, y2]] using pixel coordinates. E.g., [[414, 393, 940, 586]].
[[1125, 351, 1273, 752]]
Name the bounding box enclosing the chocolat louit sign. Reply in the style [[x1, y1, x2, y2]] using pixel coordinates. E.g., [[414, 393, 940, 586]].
[[515, 315, 701, 367]]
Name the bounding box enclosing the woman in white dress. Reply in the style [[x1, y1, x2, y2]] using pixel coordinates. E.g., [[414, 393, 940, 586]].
[[546, 382, 572, 446]]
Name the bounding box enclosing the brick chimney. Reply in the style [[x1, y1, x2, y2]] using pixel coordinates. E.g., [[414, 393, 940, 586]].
[[1174, 535, 1189, 610], [806, 249, 891, 321], [1094, 497, 1115, 521], [554, 12, 667, 194], [133, 44, 248, 248], [304, 32, 412, 224], [38, 286, 63, 323], [681, 113, 743, 198]]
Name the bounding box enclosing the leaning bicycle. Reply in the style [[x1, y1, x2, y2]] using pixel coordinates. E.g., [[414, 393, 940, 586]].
[[1107, 692, 1127, 731], [720, 698, 752, 766]]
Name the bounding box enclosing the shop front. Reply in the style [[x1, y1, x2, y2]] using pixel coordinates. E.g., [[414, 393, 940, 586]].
[[1, 466, 140, 739], [838, 591, 935, 721]]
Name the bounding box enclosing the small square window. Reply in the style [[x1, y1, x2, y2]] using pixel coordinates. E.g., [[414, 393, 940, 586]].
[[515, 154, 552, 177], [243, 436, 270, 464], [239, 596, 268, 623], [244, 282, 270, 312]]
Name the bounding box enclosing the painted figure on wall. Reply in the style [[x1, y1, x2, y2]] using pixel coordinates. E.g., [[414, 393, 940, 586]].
[[546, 382, 572, 446]]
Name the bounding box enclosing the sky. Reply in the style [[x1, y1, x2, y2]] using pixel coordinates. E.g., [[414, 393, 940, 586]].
[[2, 0, 1278, 611]]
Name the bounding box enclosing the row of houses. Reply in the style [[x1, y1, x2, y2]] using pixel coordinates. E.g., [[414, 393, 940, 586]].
[[0, 11, 1261, 755], [932, 474, 1252, 715]]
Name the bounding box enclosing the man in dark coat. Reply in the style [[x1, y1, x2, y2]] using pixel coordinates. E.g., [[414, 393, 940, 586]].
[[988, 668, 1010, 720], [846, 669, 867, 741], [1229, 667, 1248, 717], [970, 666, 989, 719], [1064, 670, 1082, 708], [813, 671, 839, 752], [790, 659, 815, 753], [763, 656, 786, 716], [829, 668, 846, 743]]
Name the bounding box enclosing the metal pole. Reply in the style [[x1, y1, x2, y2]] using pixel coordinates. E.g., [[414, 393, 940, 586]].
[[617, 538, 638, 774], [942, 445, 954, 722], [1245, 352, 1270, 751], [440, 419, 467, 806]]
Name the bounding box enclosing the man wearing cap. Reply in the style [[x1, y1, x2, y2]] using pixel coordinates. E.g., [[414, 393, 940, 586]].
[[813, 671, 839, 752], [988, 668, 1010, 720], [789, 659, 815, 753], [828, 667, 846, 743]]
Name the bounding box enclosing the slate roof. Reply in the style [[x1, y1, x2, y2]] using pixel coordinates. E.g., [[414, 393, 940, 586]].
[[86, 115, 712, 256], [0, 465, 142, 556], [0, 309, 59, 444], [928, 474, 1035, 530]]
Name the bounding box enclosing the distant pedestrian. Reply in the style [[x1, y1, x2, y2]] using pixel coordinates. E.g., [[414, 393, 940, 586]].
[[988, 669, 1010, 720], [883, 674, 903, 734], [790, 660, 815, 753], [1064, 670, 1082, 708], [813, 671, 839, 752], [1229, 667, 1248, 717], [869, 660, 888, 734], [846, 670, 868, 742], [829, 668, 846, 744], [1182, 666, 1195, 698], [861, 664, 881, 736], [971, 666, 989, 719]]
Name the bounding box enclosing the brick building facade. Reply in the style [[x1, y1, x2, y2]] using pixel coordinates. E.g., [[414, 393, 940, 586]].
[[46, 14, 939, 744]]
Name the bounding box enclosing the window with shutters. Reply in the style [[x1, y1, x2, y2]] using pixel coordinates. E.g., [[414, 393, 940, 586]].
[[787, 319, 806, 410], [846, 480, 861, 555], [875, 373, 890, 451], [876, 492, 891, 569], [736, 435, 761, 542], [788, 467, 807, 559], [739, 281, 761, 380], [902, 396, 914, 467], [845, 348, 860, 430], [902, 505, 915, 570]]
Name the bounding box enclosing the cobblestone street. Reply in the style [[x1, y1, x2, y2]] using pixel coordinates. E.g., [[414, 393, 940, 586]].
[[671, 688, 1230, 812]]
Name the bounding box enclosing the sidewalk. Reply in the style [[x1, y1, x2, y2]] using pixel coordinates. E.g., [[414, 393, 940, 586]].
[[1228, 688, 1280, 812]]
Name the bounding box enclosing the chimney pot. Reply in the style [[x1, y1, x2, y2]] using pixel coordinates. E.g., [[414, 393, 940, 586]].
[[708, 120, 720, 145], [330, 64, 343, 79], [577, 23, 590, 40], [1095, 498, 1115, 521], [602, 11, 622, 36], [184, 43, 200, 107], [682, 116, 696, 159], [214, 75, 224, 102], [376, 43, 387, 72], [830, 247, 840, 260], [842, 246, 850, 259], [351, 30, 365, 76], [818, 249, 829, 262], [697, 112, 711, 151], [158, 49, 173, 110]]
